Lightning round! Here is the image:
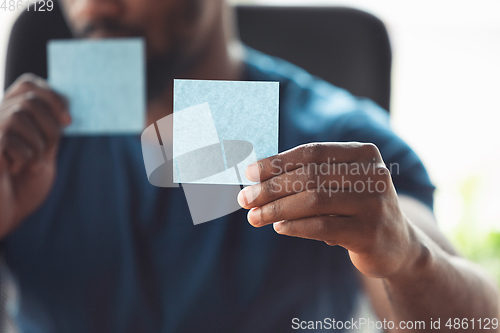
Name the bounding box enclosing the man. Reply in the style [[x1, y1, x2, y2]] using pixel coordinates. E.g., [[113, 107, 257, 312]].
[[0, 0, 498, 332]]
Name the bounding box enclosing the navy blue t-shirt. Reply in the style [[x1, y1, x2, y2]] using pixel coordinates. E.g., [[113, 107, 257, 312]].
[[3, 48, 435, 332]]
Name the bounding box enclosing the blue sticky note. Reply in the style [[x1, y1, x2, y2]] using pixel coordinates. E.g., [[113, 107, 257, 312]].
[[173, 79, 279, 185], [48, 38, 146, 135]]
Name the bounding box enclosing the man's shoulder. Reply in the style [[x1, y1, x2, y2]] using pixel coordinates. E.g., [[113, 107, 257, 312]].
[[243, 46, 391, 142], [243, 47, 435, 210]]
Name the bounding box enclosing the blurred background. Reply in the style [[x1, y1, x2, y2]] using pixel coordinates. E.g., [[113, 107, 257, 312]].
[[1, 0, 500, 283]]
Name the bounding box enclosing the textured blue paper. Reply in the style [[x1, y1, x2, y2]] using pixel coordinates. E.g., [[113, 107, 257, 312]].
[[173, 79, 279, 185], [48, 38, 146, 135]]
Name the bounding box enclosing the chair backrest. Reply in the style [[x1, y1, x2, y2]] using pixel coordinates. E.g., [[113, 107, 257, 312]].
[[236, 6, 392, 112], [4, 4, 392, 112]]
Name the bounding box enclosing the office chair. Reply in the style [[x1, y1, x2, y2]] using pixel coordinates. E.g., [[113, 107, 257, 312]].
[[4, 3, 392, 112], [237, 6, 392, 112]]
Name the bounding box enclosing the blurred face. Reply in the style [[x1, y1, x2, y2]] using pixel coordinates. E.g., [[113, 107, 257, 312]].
[[59, 0, 223, 100]]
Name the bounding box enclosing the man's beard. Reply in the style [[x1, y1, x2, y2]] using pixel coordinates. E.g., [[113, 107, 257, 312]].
[[146, 33, 204, 102], [146, 0, 203, 102], [76, 0, 204, 102], [77, 20, 175, 102]]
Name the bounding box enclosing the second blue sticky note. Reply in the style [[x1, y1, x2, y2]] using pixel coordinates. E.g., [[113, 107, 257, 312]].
[[47, 38, 146, 135]]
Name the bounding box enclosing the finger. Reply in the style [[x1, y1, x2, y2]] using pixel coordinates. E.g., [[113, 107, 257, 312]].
[[4, 94, 63, 148], [273, 215, 355, 246], [239, 162, 388, 208], [247, 188, 362, 227], [3, 110, 47, 160], [5, 73, 51, 98], [274, 215, 379, 255], [2, 134, 36, 175], [245, 142, 383, 182], [3, 74, 71, 126]]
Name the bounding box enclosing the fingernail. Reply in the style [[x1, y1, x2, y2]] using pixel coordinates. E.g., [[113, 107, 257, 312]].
[[245, 162, 260, 182], [237, 185, 260, 207], [237, 187, 251, 207], [247, 208, 261, 226], [273, 221, 282, 232]]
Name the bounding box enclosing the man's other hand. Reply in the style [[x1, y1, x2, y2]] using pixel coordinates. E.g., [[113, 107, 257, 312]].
[[0, 74, 71, 238]]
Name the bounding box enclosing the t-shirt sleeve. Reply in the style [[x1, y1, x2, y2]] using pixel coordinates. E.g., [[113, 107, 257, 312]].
[[333, 100, 436, 211]]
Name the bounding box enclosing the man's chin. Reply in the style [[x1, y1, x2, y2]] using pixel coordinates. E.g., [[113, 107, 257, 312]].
[[77, 26, 150, 41], [84, 32, 138, 39]]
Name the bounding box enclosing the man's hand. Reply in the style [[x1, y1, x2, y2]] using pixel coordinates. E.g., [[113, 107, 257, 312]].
[[239, 142, 500, 331], [0, 74, 71, 238], [237, 142, 422, 279]]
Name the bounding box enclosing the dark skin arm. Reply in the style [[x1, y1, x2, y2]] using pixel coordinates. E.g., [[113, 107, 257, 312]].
[[238, 142, 499, 332], [0, 74, 71, 238], [363, 195, 499, 332]]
